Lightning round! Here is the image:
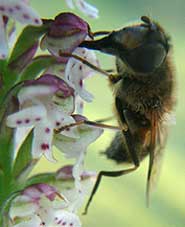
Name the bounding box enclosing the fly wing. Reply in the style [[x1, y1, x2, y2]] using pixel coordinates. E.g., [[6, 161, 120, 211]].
[[146, 112, 174, 205]]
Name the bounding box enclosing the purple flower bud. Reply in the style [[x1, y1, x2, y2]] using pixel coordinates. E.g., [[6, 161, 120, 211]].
[[40, 13, 92, 56], [49, 12, 90, 38]]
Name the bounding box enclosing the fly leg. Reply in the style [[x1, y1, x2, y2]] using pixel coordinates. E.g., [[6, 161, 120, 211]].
[[83, 100, 151, 214], [83, 104, 149, 214], [83, 166, 138, 215], [59, 52, 122, 83], [54, 119, 126, 134], [115, 97, 141, 166]]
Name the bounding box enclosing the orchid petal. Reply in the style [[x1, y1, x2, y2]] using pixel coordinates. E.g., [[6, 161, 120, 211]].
[[15, 127, 31, 151], [65, 48, 98, 102], [0, 16, 8, 59], [10, 194, 38, 218], [60, 174, 96, 212], [56, 183, 86, 212], [23, 186, 42, 201], [54, 125, 103, 158], [75, 95, 84, 114], [0, 0, 42, 26], [18, 85, 57, 105], [12, 215, 41, 227], [6, 105, 47, 128], [48, 106, 79, 138], [75, 0, 99, 18], [55, 166, 97, 210], [54, 210, 81, 227], [19, 75, 74, 104], [32, 120, 55, 162], [80, 48, 99, 79], [65, 57, 94, 102], [76, 82, 94, 102], [41, 33, 87, 57], [52, 94, 75, 114], [64, 0, 75, 9], [37, 197, 55, 226]]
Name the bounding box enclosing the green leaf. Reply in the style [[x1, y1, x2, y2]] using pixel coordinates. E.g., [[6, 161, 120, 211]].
[[0, 190, 20, 227], [26, 172, 56, 186], [0, 165, 4, 199], [8, 42, 39, 74], [0, 59, 15, 88], [0, 60, 8, 78], [0, 81, 23, 121], [12, 130, 38, 182], [19, 55, 56, 81], [0, 96, 18, 176], [0, 96, 19, 206], [9, 23, 50, 65]]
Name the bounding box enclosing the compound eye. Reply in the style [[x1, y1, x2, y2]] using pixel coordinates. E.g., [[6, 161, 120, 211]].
[[124, 43, 167, 73]]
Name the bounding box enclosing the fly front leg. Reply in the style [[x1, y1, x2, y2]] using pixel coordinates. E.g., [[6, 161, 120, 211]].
[[54, 119, 123, 134], [59, 52, 122, 83]]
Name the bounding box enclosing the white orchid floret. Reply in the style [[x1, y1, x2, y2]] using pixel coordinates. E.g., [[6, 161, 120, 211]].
[[12, 215, 42, 227], [10, 184, 55, 216], [65, 47, 99, 103], [55, 165, 97, 212], [6, 74, 76, 162], [47, 47, 98, 113], [40, 12, 91, 57], [10, 170, 96, 227], [64, 0, 99, 18], [54, 114, 103, 159], [0, 0, 42, 59], [12, 209, 82, 227], [10, 183, 65, 227], [54, 115, 103, 211]]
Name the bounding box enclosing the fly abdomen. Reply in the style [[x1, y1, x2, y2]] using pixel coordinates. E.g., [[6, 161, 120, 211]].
[[105, 132, 131, 163]]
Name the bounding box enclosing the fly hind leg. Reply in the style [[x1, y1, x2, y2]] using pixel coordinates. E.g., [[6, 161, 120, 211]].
[[83, 109, 149, 214], [83, 166, 138, 215], [83, 102, 151, 214]]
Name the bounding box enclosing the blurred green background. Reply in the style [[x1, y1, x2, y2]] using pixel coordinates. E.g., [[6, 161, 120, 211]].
[[30, 0, 185, 226]]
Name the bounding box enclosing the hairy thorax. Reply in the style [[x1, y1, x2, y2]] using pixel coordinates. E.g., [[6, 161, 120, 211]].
[[113, 58, 175, 119]]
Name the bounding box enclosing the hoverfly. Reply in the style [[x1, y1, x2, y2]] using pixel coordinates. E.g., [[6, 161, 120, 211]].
[[60, 16, 176, 214]]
